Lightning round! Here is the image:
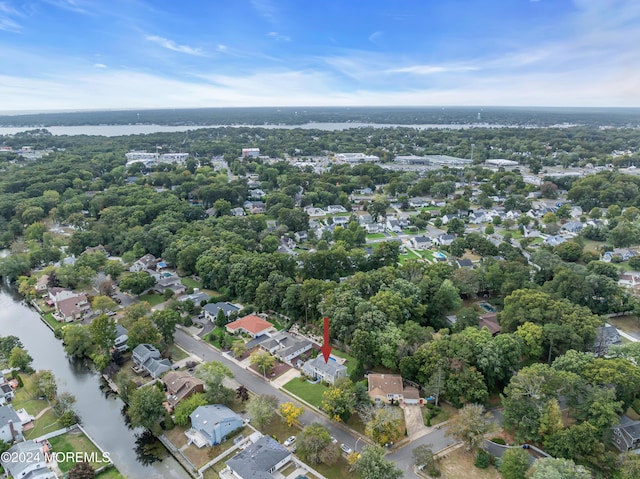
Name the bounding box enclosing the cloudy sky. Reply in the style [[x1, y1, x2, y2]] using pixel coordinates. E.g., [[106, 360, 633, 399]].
[[0, 0, 638, 111]]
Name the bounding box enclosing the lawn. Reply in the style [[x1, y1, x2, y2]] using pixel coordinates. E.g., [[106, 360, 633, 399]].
[[283, 377, 328, 408], [138, 292, 166, 306], [424, 403, 457, 426], [330, 350, 359, 378], [399, 251, 420, 264], [426, 448, 500, 479], [167, 343, 189, 362], [181, 277, 203, 289], [24, 409, 61, 440], [608, 315, 640, 335], [366, 233, 387, 239], [49, 430, 106, 472], [42, 312, 63, 331], [182, 426, 250, 469], [12, 373, 50, 416], [261, 416, 300, 441], [314, 456, 359, 479]]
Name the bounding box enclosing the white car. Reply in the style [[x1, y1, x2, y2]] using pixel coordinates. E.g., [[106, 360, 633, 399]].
[[284, 436, 296, 447], [340, 443, 353, 454], [330, 436, 338, 444]]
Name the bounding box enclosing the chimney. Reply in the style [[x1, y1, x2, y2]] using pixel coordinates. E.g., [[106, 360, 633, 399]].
[[8, 420, 17, 442]]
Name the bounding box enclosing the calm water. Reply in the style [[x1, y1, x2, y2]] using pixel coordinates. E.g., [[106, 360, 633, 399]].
[[0, 288, 189, 479], [0, 122, 515, 137]]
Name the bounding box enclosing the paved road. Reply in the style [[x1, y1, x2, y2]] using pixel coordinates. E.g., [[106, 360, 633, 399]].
[[174, 328, 468, 478], [174, 329, 360, 450]]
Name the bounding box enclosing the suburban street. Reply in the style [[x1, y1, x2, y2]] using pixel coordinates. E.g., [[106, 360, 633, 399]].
[[174, 328, 461, 477]]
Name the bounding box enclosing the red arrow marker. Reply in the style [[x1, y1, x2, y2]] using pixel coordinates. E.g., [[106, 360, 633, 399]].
[[321, 316, 332, 363]]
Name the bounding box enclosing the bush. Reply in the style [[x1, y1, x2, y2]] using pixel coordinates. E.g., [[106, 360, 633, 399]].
[[428, 469, 441, 477], [182, 316, 193, 327], [474, 449, 491, 469], [632, 398, 640, 416], [11, 371, 24, 387], [490, 437, 506, 445], [161, 413, 174, 430]]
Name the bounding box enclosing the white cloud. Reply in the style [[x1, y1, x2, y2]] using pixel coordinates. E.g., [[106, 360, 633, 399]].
[[0, 2, 22, 32], [368, 31, 384, 45], [146, 35, 207, 56], [93, 63, 107, 68], [267, 31, 290, 42], [251, 0, 278, 23], [390, 65, 479, 75]]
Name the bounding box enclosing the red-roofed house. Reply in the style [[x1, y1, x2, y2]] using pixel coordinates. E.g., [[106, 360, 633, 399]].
[[225, 315, 275, 338]]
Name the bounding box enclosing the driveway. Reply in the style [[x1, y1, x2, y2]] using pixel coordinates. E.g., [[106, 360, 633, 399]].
[[404, 405, 428, 438]]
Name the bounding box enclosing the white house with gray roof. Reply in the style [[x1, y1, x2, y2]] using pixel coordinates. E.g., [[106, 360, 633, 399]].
[[132, 343, 172, 379], [259, 332, 312, 366], [203, 302, 240, 322], [226, 435, 291, 479], [302, 356, 348, 385], [187, 405, 244, 447], [0, 405, 23, 443], [1, 440, 57, 479]]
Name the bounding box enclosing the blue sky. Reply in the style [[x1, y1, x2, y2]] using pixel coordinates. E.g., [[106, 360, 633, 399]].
[[0, 0, 638, 111]]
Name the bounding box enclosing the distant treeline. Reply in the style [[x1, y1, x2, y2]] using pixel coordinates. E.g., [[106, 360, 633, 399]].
[[1, 106, 640, 128]]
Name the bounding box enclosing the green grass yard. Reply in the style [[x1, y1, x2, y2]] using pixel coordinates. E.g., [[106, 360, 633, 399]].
[[49, 431, 105, 472], [330, 350, 359, 378], [181, 277, 202, 289], [166, 343, 189, 361], [366, 233, 386, 239], [24, 410, 61, 440], [42, 312, 63, 331], [138, 292, 166, 306], [96, 467, 125, 479], [283, 377, 328, 408], [12, 373, 50, 416]]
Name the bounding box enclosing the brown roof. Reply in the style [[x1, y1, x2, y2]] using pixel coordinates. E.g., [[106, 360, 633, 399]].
[[226, 314, 274, 335], [368, 373, 403, 396], [57, 294, 88, 319], [162, 371, 204, 407], [478, 313, 500, 335], [403, 387, 420, 400]]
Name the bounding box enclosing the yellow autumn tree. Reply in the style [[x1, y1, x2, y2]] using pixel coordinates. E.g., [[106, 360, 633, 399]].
[[279, 401, 304, 427]]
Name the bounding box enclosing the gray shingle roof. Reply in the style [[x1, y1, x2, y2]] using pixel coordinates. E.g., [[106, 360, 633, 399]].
[[226, 436, 290, 479]]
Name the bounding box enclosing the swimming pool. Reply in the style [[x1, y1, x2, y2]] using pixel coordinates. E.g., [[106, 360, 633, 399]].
[[479, 302, 496, 313], [434, 252, 447, 259]]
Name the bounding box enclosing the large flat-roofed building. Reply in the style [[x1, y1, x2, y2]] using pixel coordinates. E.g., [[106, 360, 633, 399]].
[[394, 154, 472, 166], [335, 153, 380, 163], [125, 150, 189, 166]]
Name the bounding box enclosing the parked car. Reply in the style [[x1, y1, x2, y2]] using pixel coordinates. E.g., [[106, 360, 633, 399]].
[[284, 436, 296, 447], [340, 444, 353, 454], [330, 436, 338, 444]]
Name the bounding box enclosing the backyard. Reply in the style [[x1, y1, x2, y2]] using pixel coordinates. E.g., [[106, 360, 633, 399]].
[[138, 291, 166, 306], [49, 430, 106, 472], [421, 448, 501, 479]]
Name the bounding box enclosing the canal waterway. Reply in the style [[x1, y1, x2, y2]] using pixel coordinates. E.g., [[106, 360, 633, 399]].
[[0, 287, 189, 479]]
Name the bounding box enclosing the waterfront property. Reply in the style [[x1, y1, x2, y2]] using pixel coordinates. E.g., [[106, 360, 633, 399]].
[[162, 370, 205, 410], [0, 404, 24, 442], [187, 405, 244, 447], [132, 343, 172, 379], [225, 435, 291, 479], [1, 439, 57, 479]]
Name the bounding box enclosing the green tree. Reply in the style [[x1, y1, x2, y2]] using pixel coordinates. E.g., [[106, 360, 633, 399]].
[[195, 361, 234, 404], [103, 260, 125, 280], [250, 350, 275, 378], [363, 405, 405, 446], [297, 422, 341, 466], [128, 386, 166, 431], [555, 241, 582, 262], [91, 295, 116, 314], [114, 369, 137, 404], [89, 314, 116, 353], [499, 447, 531, 479], [63, 324, 93, 358], [445, 403, 497, 451], [127, 317, 162, 350], [0, 336, 23, 359], [119, 272, 156, 295], [412, 444, 437, 474], [215, 309, 227, 328], [247, 394, 278, 430], [8, 346, 32, 371], [529, 457, 590, 479], [352, 445, 402, 479], [33, 370, 58, 401], [173, 393, 207, 426], [322, 378, 357, 422], [151, 309, 179, 343]]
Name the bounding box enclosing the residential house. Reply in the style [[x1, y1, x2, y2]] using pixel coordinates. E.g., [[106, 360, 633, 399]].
[[114, 325, 129, 352], [162, 371, 205, 410], [478, 313, 501, 336], [367, 373, 421, 405], [303, 206, 326, 217], [358, 213, 373, 225], [132, 343, 172, 379], [1, 440, 57, 479], [226, 315, 275, 338], [153, 276, 186, 296], [84, 244, 108, 256], [0, 382, 14, 405], [411, 236, 432, 250], [226, 435, 291, 479], [56, 293, 90, 322], [0, 405, 23, 442], [469, 211, 488, 224], [326, 205, 347, 214], [612, 417, 640, 452], [35, 275, 49, 295], [47, 287, 76, 306], [441, 214, 459, 225], [231, 207, 245, 217], [178, 291, 210, 305], [294, 231, 307, 243], [366, 223, 385, 234], [130, 254, 157, 272], [243, 201, 266, 214], [593, 325, 622, 357], [249, 189, 266, 199], [544, 235, 566, 247], [456, 259, 474, 269], [434, 234, 456, 246], [302, 356, 348, 385], [560, 221, 583, 233], [368, 373, 404, 404], [203, 302, 240, 322], [386, 217, 402, 233], [409, 197, 430, 208], [188, 405, 244, 447], [333, 216, 348, 226], [260, 332, 312, 366]]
